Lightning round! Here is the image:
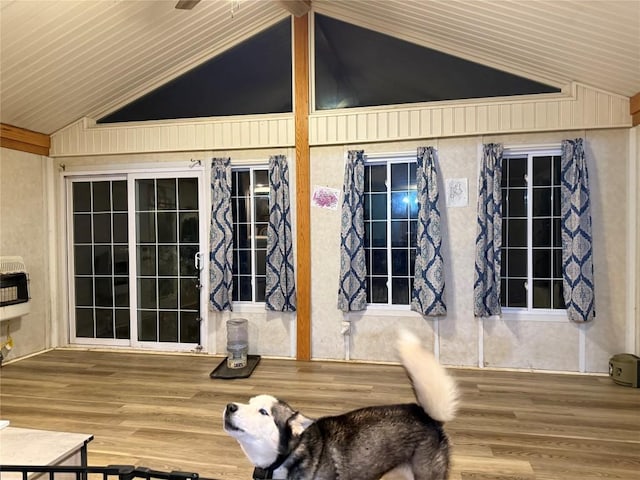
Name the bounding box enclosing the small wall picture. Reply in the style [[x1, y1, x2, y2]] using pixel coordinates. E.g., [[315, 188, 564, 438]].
[[312, 186, 340, 210], [445, 178, 468, 207]]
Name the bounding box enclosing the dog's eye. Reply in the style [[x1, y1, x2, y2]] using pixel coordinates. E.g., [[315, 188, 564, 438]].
[[259, 408, 269, 416]]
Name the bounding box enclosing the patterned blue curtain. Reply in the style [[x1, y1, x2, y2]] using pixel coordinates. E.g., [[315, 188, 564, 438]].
[[265, 155, 297, 312], [411, 147, 446, 316], [337, 150, 367, 312], [561, 139, 595, 322], [209, 158, 233, 311], [474, 144, 503, 317]]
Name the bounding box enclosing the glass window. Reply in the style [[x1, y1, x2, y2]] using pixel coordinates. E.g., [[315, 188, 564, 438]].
[[364, 159, 417, 306], [501, 151, 565, 311], [231, 167, 269, 303]]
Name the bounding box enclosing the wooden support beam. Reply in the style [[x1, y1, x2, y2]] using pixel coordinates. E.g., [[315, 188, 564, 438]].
[[294, 14, 311, 360], [276, 0, 311, 17], [631, 91, 640, 127], [0, 123, 50, 156]]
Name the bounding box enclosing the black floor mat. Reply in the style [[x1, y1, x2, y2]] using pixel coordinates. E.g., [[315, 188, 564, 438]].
[[210, 355, 261, 379]]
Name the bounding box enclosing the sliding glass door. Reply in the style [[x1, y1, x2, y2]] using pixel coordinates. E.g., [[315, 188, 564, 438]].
[[67, 170, 205, 351]]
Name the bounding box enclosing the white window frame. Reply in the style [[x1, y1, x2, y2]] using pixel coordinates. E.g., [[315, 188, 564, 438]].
[[230, 164, 269, 306], [501, 145, 566, 322], [363, 152, 418, 311]]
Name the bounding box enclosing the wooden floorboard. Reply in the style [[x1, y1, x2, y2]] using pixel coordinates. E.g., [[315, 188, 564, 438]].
[[1, 349, 639, 479]]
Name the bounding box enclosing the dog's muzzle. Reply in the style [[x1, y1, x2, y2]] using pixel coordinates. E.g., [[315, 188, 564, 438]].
[[224, 403, 243, 432]]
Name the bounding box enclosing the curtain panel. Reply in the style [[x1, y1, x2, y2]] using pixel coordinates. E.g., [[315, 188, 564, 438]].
[[337, 150, 367, 312], [561, 138, 595, 322], [474, 143, 504, 317], [209, 158, 233, 311], [265, 155, 297, 312], [411, 146, 446, 316]]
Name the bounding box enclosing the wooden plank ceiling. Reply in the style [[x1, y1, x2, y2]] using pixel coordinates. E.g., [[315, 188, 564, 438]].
[[0, 0, 638, 136]]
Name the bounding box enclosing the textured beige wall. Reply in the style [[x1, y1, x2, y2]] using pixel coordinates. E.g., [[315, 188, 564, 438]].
[[309, 130, 629, 372], [21, 127, 631, 372], [0, 147, 50, 361]]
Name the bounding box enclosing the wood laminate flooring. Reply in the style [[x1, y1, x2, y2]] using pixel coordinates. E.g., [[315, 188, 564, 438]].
[[0, 349, 639, 480]]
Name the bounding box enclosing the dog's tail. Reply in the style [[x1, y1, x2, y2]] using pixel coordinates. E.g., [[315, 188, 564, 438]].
[[396, 329, 458, 423]]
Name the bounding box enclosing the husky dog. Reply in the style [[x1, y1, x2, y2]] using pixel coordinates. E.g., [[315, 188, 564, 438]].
[[223, 330, 458, 480]]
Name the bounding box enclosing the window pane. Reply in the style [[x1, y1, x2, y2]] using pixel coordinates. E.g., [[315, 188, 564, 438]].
[[370, 249, 387, 275], [238, 276, 252, 301], [157, 212, 177, 242], [391, 192, 409, 219], [137, 245, 156, 276], [137, 212, 156, 243], [115, 309, 130, 339], [234, 171, 251, 197], [179, 212, 199, 242], [532, 156, 552, 185], [553, 280, 566, 309], [138, 310, 157, 341], [254, 197, 269, 223], [506, 189, 526, 217], [533, 249, 551, 278], [507, 219, 527, 247], [367, 193, 387, 220], [73, 183, 91, 212], [159, 311, 178, 342], [93, 213, 112, 243], [75, 246, 93, 275], [533, 188, 552, 216], [506, 248, 527, 277], [157, 179, 176, 210], [391, 278, 409, 304], [391, 163, 409, 190], [75, 308, 94, 337], [369, 221, 387, 248], [75, 278, 93, 306], [254, 170, 268, 192], [136, 179, 156, 210], [367, 165, 386, 192], [158, 278, 178, 309], [532, 280, 551, 308], [237, 250, 251, 274], [180, 311, 200, 343], [255, 249, 267, 276], [95, 309, 114, 338], [255, 277, 266, 302], [114, 277, 129, 307], [138, 278, 157, 309], [112, 181, 128, 211], [553, 249, 563, 278], [93, 182, 111, 212], [94, 245, 112, 275], [179, 245, 198, 276], [94, 277, 113, 307], [113, 213, 128, 243], [507, 279, 526, 307], [391, 220, 409, 247], [391, 249, 408, 276], [236, 223, 250, 248], [158, 245, 177, 275], [508, 158, 527, 187], [178, 178, 198, 210], [532, 218, 551, 247], [370, 277, 388, 303], [74, 214, 92, 243]]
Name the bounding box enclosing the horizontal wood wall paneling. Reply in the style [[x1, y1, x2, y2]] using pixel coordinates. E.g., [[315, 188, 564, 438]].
[[308, 83, 632, 147], [49, 83, 631, 157], [1, 123, 50, 156], [50, 114, 296, 157]]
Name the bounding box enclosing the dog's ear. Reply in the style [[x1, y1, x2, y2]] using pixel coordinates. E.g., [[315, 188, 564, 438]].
[[288, 412, 314, 437]]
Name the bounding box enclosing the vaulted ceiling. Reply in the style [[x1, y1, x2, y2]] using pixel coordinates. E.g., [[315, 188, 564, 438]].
[[1, 0, 638, 135]]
